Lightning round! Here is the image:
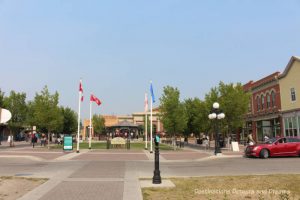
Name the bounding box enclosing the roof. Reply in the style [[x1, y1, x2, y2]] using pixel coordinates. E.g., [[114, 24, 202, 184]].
[[109, 120, 138, 128], [279, 56, 300, 79]]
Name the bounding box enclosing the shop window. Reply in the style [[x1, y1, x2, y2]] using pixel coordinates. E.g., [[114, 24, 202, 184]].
[[291, 88, 296, 102]]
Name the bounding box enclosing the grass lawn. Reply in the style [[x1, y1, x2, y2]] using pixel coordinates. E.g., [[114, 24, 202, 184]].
[[50, 142, 175, 151], [142, 174, 300, 200]]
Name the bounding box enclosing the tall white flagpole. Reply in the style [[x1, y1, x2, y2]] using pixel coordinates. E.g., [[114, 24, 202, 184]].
[[89, 97, 92, 150], [150, 92, 153, 153], [145, 113, 148, 150], [145, 93, 148, 150], [76, 80, 82, 153]]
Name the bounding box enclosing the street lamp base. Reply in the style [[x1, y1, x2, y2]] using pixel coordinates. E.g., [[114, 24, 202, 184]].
[[150, 151, 153, 154], [152, 170, 162, 184], [76, 150, 80, 153]]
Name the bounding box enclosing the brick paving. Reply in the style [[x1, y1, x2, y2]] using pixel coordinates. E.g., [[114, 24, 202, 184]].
[[72, 152, 149, 161], [69, 161, 125, 178], [39, 181, 124, 200]]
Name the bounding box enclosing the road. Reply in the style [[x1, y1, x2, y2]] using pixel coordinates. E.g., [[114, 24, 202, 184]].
[[0, 143, 299, 200]]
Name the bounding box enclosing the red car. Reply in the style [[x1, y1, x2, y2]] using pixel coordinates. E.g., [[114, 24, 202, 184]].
[[245, 137, 300, 158]]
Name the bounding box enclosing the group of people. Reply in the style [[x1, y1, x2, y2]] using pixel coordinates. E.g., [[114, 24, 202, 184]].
[[31, 133, 47, 148], [247, 133, 270, 145]]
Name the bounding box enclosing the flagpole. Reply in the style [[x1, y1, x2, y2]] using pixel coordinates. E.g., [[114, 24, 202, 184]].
[[76, 81, 82, 153], [150, 93, 153, 153], [145, 113, 148, 150], [89, 97, 92, 150]]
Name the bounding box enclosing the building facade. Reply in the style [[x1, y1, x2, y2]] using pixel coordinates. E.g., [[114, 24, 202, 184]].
[[243, 56, 300, 141], [82, 108, 164, 139], [279, 56, 300, 137], [244, 72, 283, 142]]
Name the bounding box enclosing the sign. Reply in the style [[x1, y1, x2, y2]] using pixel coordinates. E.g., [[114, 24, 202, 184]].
[[63, 136, 73, 151], [0, 108, 12, 124], [111, 137, 126, 145], [155, 135, 160, 143], [231, 142, 239, 152]]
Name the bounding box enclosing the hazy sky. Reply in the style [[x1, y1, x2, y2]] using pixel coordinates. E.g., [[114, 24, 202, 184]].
[[0, 0, 299, 119]]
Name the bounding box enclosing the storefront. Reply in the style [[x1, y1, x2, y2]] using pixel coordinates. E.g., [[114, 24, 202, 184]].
[[282, 111, 300, 137]]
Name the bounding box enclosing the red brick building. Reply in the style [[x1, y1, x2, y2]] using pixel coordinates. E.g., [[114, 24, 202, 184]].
[[243, 72, 283, 142]]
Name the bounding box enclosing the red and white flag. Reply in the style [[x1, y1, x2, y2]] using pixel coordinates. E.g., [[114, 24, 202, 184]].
[[79, 80, 84, 102], [144, 93, 148, 112], [90, 94, 101, 106]]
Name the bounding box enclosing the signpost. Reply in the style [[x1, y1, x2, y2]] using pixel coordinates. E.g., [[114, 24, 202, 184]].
[[63, 136, 73, 151]]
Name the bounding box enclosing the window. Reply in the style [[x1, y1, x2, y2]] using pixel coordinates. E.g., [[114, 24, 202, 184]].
[[267, 94, 271, 108], [291, 88, 296, 102], [271, 91, 276, 107], [256, 96, 260, 111], [261, 95, 265, 110]]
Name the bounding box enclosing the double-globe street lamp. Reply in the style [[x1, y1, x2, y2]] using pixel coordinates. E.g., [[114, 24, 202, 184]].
[[208, 102, 225, 155]]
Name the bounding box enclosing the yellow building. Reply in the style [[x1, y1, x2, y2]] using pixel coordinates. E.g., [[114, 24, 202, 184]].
[[279, 56, 300, 137]]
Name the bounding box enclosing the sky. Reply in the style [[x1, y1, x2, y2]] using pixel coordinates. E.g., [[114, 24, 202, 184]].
[[0, 0, 300, 119]]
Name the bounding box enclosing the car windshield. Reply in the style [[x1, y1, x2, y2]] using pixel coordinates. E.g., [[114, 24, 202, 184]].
[[264, 138, 277, 144]]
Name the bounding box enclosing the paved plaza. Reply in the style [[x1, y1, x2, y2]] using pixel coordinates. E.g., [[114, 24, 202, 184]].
[[0, 142, 299, 200]]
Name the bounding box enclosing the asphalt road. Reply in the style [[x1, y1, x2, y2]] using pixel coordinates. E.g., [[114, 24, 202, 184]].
[[0, 156, 299, 178]]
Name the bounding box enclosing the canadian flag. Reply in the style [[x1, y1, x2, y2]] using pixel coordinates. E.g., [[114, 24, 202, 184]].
[[90, 94, 101, 106], [79, 80, 84, 102]]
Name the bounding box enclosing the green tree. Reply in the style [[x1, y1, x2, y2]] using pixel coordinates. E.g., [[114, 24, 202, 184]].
[[159, 86, 187, 138], [205, 82, 250, 137], [61, 107, 77, 134], [0, 89, 5, 107], [183, 98, 201, 137], [3, 91, 28, 138], [218, 82, 250, 136], [29, 86, 63, 147], [184, 98, 211, 138], [92, 114, 105, 136]]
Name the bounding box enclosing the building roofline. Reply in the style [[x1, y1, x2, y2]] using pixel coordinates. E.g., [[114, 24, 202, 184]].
[[278, 56, 300, 79]]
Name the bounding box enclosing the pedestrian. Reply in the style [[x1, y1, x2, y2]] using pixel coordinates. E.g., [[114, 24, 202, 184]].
[[247, 133, 255, 145], [264, 135, 269, 142], [31, 134, 37, 148]]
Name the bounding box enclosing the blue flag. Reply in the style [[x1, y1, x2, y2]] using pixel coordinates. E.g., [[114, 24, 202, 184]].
[[150, 82, 155, 103]]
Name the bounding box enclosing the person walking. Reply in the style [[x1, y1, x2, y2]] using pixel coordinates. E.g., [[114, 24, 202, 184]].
[[247, 133, 255, 145], [31, 134, 37, 148]]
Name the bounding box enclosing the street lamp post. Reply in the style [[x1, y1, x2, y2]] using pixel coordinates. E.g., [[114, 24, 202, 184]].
[[208, 102, 225, 155], [152, 133, 162, 184]]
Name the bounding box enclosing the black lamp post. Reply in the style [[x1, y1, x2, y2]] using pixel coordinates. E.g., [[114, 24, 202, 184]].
[[208, 102, 225, 155], [152, 134, 161, 184]]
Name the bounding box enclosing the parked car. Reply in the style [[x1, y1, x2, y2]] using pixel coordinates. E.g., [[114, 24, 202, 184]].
[[245, 137, 300, 159]]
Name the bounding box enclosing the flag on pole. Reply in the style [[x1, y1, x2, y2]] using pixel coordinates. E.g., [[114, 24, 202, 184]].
[[150, 82, 155, 103], [144, 93, 148, 112], [90, 94, 101, 106], [79, 80, 84, 102]]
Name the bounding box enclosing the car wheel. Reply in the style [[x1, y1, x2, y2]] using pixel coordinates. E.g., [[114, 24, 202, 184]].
[[260, 149, 269, 159]]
